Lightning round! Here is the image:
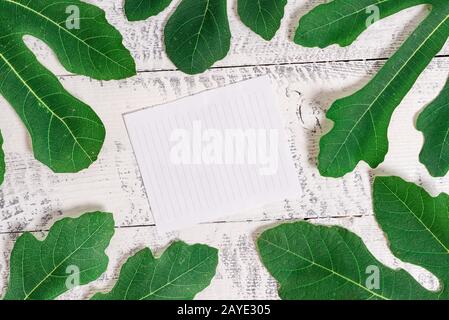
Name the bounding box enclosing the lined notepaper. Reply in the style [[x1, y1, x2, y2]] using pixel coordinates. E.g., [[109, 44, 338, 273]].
[[124, 76, 300, 232]]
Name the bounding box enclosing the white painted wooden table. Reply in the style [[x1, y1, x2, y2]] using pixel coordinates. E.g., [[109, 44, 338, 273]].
[[0, 0, 446, 299]]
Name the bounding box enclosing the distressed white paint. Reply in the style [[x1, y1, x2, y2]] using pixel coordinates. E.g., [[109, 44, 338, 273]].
[[0, 0, 448, 299]]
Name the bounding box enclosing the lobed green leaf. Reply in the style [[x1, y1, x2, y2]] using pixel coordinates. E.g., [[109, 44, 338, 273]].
[[92, 241, 218, 300], [416, 78, 449, 177], [3, 212, 115, 300]]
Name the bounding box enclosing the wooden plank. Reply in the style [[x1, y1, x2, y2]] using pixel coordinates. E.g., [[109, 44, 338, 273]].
[[1, 59, 449, 233], [1, 0, 447, 301], [24, 1, 446, 75]]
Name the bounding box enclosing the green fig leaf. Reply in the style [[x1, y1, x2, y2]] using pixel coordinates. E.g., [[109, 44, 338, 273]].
[[164, 0, 231, 74], [257, 220, 435, 300], [238, 0, 287, 41], [92, 241, 218, 300], [374, 176, 449, 298], [416, 79, 449, 177], [3, 212, 115, 300]]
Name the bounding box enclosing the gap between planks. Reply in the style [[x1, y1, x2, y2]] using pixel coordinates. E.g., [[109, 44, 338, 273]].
[[0, 214, 365, 235], [57, 53, 449, 78]]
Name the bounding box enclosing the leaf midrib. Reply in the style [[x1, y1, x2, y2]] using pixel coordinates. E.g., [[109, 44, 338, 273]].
[[255, 0, 269, 35], [259, 237, 389, 300], [0, 51, 94, 164], [23, 218, 109, 300], [378, 179, 449, 253], [323, 10, 449, 172], [190, 0, 210, 71], [301, 0, 391, 38], [3, 0, 132, 74], [139, 253, 215, 300]]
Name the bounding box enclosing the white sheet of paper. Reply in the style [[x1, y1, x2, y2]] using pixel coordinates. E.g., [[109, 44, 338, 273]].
[[124, 76, 300, 232]]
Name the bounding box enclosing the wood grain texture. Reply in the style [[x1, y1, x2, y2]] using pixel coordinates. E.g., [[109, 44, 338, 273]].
[[1, 0, 449, 299], [2, 59, 449, 232]]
